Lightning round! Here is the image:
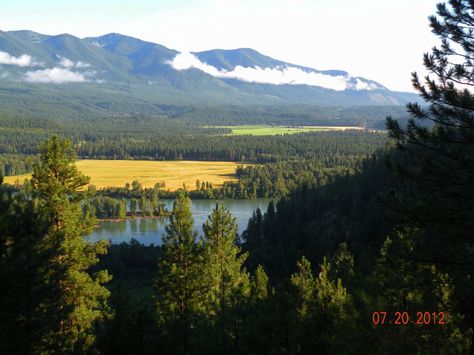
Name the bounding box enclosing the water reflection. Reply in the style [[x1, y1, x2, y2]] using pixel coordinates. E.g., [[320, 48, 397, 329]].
[[87, 198, 271, 246]]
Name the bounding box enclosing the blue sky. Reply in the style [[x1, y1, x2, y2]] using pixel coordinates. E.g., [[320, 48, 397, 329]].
[[0, 0, 440, 91]]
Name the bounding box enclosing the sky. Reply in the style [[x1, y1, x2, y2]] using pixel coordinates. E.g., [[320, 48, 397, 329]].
[[0, 0, 440, 92]]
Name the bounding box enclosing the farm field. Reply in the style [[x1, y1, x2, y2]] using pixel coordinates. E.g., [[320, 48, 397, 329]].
[[3, 160, 243, 190], [215, 125, 365, 136]]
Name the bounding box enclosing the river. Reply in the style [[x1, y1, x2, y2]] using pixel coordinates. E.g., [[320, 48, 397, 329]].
[[87, 198, 272, 245]]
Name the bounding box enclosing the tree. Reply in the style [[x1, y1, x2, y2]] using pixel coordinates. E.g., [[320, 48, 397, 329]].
[[130, 198, 138, 216], [371, 228, 471, 354], [154, 192, 203, 354], [329, 242, 355, 288], [0, 180, 51, 354], [118, 198, 127, 219], [386, 0, 474, 341], [199, 204, 250, 352], [31, 136, 111, 353], [290, 256, 355, 354], [201, 204, 250, 313], [387, 0, 474, 251]]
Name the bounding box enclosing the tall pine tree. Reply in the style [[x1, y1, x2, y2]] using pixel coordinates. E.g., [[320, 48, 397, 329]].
[[199, 204, 251, 353], [154, 192, 203, 354], [386, 0, 474, 342], [31, 136, 111, 353]]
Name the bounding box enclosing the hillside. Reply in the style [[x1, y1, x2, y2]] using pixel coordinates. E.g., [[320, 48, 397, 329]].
[[0, 30, 418, 117]]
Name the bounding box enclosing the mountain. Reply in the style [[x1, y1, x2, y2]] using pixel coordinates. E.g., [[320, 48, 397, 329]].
[[0, 30, 418, 116]]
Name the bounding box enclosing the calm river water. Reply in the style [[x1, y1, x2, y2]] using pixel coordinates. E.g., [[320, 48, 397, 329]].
[[87, 198, 271, 245]]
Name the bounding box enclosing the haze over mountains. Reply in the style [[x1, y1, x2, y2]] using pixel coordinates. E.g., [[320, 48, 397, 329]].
[[0, 30, 418, 117]]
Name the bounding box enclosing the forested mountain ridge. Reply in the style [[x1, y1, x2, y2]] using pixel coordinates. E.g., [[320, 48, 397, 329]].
[[0, 30, 418, 113]]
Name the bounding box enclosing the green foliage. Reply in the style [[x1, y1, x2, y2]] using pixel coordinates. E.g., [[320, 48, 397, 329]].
[[369, 228, 471, 354], [201, 204, 250, 315], [290, 256, 355, 354], [0, 181, 51, 354], [153, 192, 203, 354], [329, 242, 355, 287], [31, 136, 111, 353], [386, 0, 474, 347]]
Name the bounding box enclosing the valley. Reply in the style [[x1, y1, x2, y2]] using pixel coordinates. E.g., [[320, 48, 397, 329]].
[[1, 0, 473, 352]]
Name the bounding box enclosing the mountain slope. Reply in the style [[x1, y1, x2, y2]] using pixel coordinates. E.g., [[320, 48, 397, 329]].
[[0, 30, 419, 114]]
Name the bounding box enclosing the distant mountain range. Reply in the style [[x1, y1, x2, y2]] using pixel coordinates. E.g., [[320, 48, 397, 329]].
[[0, 30, 418, 115]]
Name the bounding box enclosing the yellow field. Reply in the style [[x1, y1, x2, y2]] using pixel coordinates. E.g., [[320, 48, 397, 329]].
[[3, 160, 243, 190], [210, 125, 365, 136]]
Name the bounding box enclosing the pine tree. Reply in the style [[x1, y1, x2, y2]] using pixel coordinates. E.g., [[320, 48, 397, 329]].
[[329, 242, 355, 288], [31, 136, 111, 353], [386, 0, 474, 341], [201, 204, 250, 313], [290, 256, 355, 354], [386, 0, 474, 259], [199, 204, 250, 352], [0, 181, 51, 354], [371, 227, 471, 354], [154, 192, 203, 354]]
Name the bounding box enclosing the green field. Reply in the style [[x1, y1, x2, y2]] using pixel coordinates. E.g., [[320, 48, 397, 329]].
[[4, 160, 243, 190], [215, 125, 364, 136]]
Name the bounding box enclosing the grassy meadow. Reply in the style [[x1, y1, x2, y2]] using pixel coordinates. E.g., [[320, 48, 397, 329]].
[[215, 125, 364, 136], [4, 160, 242, 190]]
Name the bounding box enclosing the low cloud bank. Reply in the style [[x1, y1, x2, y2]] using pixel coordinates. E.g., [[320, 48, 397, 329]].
[[168, 52, 379, 91], [23, 55, 95, 84], [0, 51, 95, 84], [58, 56, 91, 69], [0, 51, 36, 67], [24, 68, 93, 84]]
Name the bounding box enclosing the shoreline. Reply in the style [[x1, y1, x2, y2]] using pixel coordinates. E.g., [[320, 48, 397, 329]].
[[96, 214, 170, 223]]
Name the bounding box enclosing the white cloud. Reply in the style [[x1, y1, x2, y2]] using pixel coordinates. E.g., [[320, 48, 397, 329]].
[[0, 51, 35, 67], [352, 78, 379, 91], [58, 56, 92, 69], [75, 61, 91, 68], [24, 67, 91, 83], [59, 56, 74, 68], [167, 52, 379, 91]]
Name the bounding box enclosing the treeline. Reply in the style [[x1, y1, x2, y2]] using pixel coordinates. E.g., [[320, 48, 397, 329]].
[[0, 107, 386, 161], [85, 194, 167, 219], [0, 154, 39, 176], [84, 156, 367, 204], [93, 158, 359, 202]]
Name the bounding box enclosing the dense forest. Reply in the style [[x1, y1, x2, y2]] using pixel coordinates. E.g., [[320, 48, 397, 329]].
[[0, 119, 384, 162], [1, 1, 474, 354]]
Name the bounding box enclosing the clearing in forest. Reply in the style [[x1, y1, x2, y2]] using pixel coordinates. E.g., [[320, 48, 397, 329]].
[[216, 125, 364, 136], [3, 160, 243, 190]]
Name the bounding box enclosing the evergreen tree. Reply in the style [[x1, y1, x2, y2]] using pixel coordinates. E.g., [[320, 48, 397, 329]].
[[154, 192, 203, 354], [31, 136, 111, 353], [386, 0, 474, 340], [0, 181, 51, 354], [290, 256, 355, 354], [329, 242, 355, 288], [371, 227, 471, 354], [201, 204, 250, 313], [199, 204, 251, 352]]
